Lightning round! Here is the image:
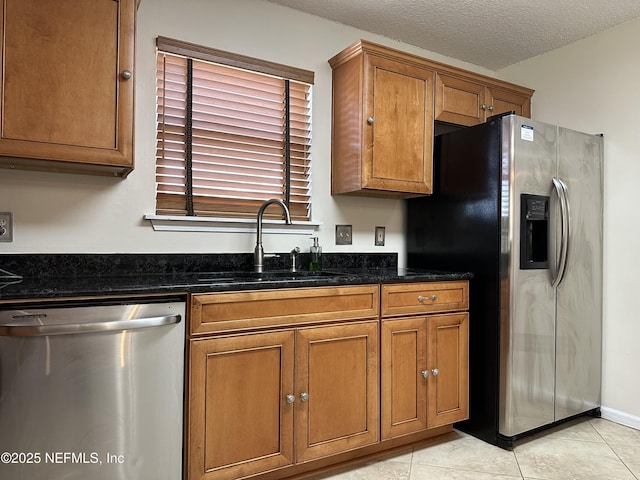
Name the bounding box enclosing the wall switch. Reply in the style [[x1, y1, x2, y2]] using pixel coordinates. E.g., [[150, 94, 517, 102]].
[[375, 226, 385, 246], [335, 224, 352, 245], [0, 212, 13, 242]]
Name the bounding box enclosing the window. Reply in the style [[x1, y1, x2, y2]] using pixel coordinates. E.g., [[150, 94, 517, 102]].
[[155, 37, 314, 222]]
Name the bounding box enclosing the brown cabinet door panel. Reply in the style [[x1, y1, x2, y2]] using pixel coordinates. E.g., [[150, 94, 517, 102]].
[[295, 321, 379, 462], [486, 86, 531, 118], [381, 317, 428, 439], [364, 54, 434, 194], [427, 313, 469, 427], [189, 331, 295, 480], [435, 73, 486, 126], [3, 0, 117, 148]]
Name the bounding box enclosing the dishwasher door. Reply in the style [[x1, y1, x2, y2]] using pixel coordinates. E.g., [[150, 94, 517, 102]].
[[0, 298, 186, 480]]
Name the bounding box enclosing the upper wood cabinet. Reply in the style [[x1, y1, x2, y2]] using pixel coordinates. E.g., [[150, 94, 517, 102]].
[[329, 41, 435, 198], [329, 40, 534, 197], [486, 84, 532, 119], [0, 0, 136, 177], [435, 73, 532, 126]]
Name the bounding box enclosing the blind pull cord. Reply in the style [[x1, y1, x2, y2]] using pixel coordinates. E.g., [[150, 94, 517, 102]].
[[185, 58, 195, 216]]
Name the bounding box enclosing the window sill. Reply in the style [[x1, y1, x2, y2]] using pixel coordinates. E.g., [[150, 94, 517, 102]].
[[144, 215, 320, 235]]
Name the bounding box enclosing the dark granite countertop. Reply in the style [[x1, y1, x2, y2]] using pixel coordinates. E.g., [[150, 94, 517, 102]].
[[0, 254, 472, 302]]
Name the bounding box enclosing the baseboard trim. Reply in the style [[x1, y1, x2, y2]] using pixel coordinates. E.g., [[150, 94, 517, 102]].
[[600, 406, 640, 430]]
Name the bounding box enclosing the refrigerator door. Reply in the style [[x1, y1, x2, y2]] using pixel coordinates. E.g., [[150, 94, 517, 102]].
[[555, 128, 603, 420], [499, 116, 557, 437]]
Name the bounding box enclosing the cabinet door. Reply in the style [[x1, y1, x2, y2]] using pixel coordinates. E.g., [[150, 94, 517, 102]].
[[434, 73, 486, 126], [486, 85, 531, 118], [427, 313, 469, 427], [0, 0, 134, 175], [295, 321, 379, 462], [189, 331, 295, 480], [381, 317, 428, 439], [364, 54, 434, 195]]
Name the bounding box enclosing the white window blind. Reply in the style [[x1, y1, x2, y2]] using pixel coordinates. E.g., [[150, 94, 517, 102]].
[[155, 37, 313, 222]]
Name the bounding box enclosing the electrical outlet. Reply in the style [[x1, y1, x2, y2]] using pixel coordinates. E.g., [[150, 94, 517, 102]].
[[335, 224, 352, 245], [0, 212, 13, 242]]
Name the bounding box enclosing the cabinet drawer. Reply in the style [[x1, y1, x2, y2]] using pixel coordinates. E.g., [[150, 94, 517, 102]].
[[381, 281, 468, 317], [191, 285, 379, 335]]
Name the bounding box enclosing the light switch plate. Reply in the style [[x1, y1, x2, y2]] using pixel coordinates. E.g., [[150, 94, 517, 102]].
[[375, 226, 385, 246], [335, 224, 352, 245], [0, 212, 13, 242]]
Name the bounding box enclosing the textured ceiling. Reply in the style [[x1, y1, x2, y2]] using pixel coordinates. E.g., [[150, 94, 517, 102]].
[[265, 0, 640, 70]]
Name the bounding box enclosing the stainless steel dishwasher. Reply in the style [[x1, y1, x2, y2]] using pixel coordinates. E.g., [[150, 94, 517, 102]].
[[0, 297, 186, 480]]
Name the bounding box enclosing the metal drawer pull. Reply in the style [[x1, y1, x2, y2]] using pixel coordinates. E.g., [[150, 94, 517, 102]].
[[300, 392, 309, 402], [418, 294, 437, 302], [286, 394, 295, 404], [421, 370, 429, 378], [432, 368, 439, 376]]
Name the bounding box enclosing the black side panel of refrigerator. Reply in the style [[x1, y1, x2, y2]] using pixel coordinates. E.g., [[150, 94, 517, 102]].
[[406, 119, 502, 444]]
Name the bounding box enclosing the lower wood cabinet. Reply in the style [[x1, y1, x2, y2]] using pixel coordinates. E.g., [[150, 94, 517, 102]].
[[188, 298, 379, 480], [380, 283, 469, 440], [187, 281, 468, 479], [381, 313, 469, 439]]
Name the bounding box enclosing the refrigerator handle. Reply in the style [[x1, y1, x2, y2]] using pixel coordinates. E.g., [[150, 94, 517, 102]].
[[551, 177, 570, 288]]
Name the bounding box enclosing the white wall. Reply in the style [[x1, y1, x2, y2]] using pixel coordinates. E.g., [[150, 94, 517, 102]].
[[499, 18, 640, 425], [0, 0, 493, 261]]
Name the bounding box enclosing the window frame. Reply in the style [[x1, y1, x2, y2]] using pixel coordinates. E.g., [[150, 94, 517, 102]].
[[149, 37, 316, 232]]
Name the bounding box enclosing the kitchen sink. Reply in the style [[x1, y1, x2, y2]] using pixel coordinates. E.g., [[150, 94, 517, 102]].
[[197, 270, 346, 283]]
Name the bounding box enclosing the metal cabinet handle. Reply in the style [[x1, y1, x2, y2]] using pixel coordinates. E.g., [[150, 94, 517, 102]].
[[300, 392, 309, 402], [432, 368, 439, 376], [121, 69, 133, 80], [286, 394, 295, 404], [488, 105, 494, 112], [421, 370, 429, 379], [481, 104, 487, 110], [367, 116, 374, 125], [418, 295, 436, 302]]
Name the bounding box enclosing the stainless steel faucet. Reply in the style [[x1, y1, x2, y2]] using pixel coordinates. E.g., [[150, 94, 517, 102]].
[[290, 247, 301, 272], [254, 199, 292, 273]]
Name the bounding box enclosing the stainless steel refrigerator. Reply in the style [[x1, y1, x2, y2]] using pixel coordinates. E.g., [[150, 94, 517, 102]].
[[406, 114, 603, 448]]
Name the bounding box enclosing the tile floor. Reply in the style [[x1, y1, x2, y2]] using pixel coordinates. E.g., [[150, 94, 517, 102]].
[[311, 418, 640, 480]]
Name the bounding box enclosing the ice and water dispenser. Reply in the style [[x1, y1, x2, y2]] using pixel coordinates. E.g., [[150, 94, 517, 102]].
[[520, 194, 550, 269]]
